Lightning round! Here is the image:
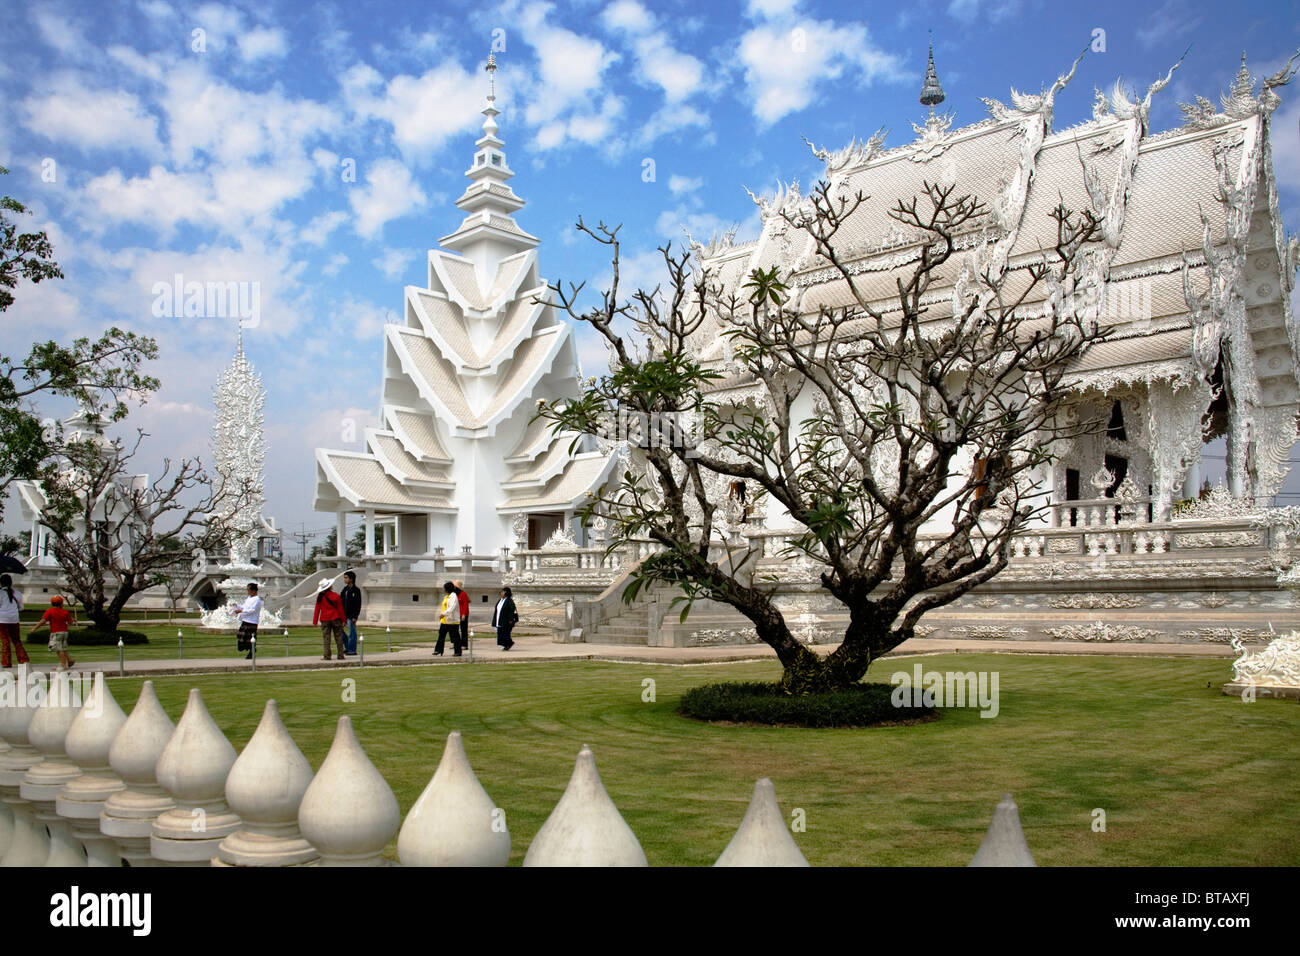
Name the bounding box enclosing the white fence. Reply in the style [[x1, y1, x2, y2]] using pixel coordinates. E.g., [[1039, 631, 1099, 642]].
[[0, 670, 1032, 867]]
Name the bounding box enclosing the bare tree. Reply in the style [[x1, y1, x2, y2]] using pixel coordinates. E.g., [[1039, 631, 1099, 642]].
[[37, 422, 251, 633], [539, 179, 1109, 693]]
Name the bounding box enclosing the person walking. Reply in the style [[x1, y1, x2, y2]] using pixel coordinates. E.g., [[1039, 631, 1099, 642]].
[[453, 579, 470, 654], [492, 586, 518, 650], [28, 594, 75, 670], [233, 582, 262, 660], [0, 573, 29, 669], [340, 571, 362, 656], [312, 579, 348, 661], [434, 581, 460, 656]]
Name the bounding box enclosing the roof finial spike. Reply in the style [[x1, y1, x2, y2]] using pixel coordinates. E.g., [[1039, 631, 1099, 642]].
[[920, 31, 946, 117], [486, 52, 497, 102]]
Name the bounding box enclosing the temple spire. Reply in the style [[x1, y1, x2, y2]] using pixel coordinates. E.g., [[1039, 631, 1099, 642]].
[[920, 33, 945, 116]]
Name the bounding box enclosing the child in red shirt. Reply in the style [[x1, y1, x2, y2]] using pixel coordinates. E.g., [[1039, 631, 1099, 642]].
[[29, 595, 77, 670]]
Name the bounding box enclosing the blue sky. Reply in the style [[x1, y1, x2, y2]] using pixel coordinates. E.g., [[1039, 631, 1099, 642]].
[[1, 0, 1298, 550]]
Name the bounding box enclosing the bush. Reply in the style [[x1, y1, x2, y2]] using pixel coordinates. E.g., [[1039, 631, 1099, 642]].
[[678, 680, 937, 728], [65, 628, 150, 646]]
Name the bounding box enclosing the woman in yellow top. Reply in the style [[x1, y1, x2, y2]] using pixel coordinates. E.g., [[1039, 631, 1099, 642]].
[[434, 581, 461, 657]]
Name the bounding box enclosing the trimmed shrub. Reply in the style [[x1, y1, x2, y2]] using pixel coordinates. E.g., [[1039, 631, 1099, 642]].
[[66, 628, 150, 646], [678, 680, 937, 728]]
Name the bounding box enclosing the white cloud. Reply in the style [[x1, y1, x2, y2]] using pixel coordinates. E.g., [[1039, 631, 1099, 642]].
[[322, 252, 349, 277], [349, 158, 427, 239], [238, 27, 288, 62], [300, 210, 348, 246], [83, 166, 217, 237], [601, 0, 709, 103], [745, 0, 800, 17], [342, 60, 484, 164], [21, 75, 163, 156], [737, 18, 904, 125], [31, 8, 87, 55], [668, 174, 703, 195], [372, 247, 416, 280]]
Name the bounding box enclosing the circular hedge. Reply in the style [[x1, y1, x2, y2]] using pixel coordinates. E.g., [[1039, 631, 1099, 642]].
[[65, 628, 150, 646], [678, 680, 937, 728]]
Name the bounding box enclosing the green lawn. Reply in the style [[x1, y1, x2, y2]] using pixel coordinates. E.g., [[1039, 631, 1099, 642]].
[[102, 654, 1299, 866], [16, 621, 454, 664]]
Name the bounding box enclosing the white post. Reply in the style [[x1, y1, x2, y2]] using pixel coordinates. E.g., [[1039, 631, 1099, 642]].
[[21, 671, 85, 866], [0, 670, 52, 866], [335, 511, 347, 559], [364, 509, 376, 557], [152, 689, 240, 865], [29, 520, 38, 558], [58, 673, 127, 866], [100, 680, 177, 866]]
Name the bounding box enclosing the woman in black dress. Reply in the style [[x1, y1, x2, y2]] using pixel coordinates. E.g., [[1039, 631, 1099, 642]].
[[492, 586, 518, 650]]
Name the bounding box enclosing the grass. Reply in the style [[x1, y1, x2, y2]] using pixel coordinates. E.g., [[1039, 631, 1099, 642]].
[[12, 621, 467, 664], [99, 653, 1300, 866]]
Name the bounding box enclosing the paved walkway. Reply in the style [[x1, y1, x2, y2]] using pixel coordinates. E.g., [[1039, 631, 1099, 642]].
[[27, 633, 1238, 678]]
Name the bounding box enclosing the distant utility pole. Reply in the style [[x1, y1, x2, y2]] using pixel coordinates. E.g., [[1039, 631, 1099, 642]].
[[290, 522, 312, 566]]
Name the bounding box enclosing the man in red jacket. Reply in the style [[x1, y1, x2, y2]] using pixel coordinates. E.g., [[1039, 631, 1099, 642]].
[[453, 579, 470, 654], [312, 579, 348, 661]]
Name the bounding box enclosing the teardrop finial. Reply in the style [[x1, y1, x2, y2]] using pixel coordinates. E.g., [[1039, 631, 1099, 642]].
[[299, 715, 401, 866], [522, 744, 647, 867], [714, 778, 810, 867], [968, 792, 1037, 867], [920, 33, 945, 112], [397, 730, 509, 866]]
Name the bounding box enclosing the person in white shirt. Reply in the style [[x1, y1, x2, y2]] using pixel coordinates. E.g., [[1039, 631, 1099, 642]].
[[233, 582, 263, 660], [0, 573, 29, 668]]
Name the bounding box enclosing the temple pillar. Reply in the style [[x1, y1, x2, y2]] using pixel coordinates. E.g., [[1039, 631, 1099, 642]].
[[1146, 380, 1212, 522], [1182, 459, 1201, 500], [29, 520, 38, 558], [364, 509, 376, 556], [335, 511, 347, 558]]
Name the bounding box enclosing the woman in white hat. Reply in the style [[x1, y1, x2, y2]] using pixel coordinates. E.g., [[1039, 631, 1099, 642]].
[[311, 579, 348, 661]]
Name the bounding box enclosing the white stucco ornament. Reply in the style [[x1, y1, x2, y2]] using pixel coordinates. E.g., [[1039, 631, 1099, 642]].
[[217, 699, 317, 866], [522, 744, 647, 867], [152, 688, 241, 864], [0, 671, 49, 866], [21, 671, 85, 866], [57, 673, 128, 866], [397, 729, 508, 867], [299, 715, 401, 866], [715, 778, 809, 867], [968, 793, 1037, 867], [101, 680, 177, 866]]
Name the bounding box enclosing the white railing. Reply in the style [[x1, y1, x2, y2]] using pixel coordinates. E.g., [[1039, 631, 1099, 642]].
[[0, 670, 1033, 867]]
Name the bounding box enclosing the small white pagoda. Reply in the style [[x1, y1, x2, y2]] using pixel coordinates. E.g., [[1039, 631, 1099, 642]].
[[313, 55, 611, 567], [200, 328, 282, 630]]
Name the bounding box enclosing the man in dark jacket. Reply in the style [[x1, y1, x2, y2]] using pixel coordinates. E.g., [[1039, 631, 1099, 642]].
[[492, 586, 518, 650], [340, 571, 362, 655]]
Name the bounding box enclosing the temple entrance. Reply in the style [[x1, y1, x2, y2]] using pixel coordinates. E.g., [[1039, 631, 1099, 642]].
[[527, 513, 563, 549]]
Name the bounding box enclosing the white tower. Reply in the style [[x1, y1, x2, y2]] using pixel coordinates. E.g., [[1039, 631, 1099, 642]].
[[313, 55, 614, 567]]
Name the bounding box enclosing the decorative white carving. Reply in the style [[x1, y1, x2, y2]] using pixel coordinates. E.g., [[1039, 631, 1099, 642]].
[[1047, 593, 1143, 609], [540, 526, 577, 550], [1045, 621, 1161, 642], [1229, 631, 1300, 686]]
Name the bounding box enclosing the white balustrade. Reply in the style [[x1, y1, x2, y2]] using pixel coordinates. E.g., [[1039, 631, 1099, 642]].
[[0, 670, 50, 866], [714, 778, 809, 867], [522, 744, 647, 867], [100, 680, 176, 866], [152, 688, 240, 865], [57, 673, 127, 866], [216, 699, 317, 866], [20, 671, 85, 866], [397, 730, 509, 867], [299, 715, 399, 866]]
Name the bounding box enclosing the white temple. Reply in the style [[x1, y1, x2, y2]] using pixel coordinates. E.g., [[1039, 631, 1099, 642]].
[[313, 55, 610, 565]]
